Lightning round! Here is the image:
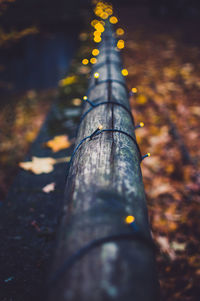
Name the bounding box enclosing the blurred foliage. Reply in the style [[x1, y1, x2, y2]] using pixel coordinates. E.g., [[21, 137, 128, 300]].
[[0, 23, 92, 200], [0, 0, 38, 47], [123, 7, 200, 300], [0, 26, 38, 46], [1, 1, 200, 299], [0, 90, 55, 199]]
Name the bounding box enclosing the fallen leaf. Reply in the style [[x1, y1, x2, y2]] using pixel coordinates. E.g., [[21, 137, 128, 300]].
[[190, 106, 200, 116], [156, 236, 176, 260], [19, 156, 70, 174], [42, 182, 56, 193], [59, 75, 77, 87], [149, 182, 173, 198], [171, 241, 186, 251], [45, 135, 71, 152]]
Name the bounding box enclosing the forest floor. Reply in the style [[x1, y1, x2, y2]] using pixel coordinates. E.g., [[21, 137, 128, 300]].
[[121, 5, 200, 300], [0, 3, 200, 301], [0, 90, 55, 200]]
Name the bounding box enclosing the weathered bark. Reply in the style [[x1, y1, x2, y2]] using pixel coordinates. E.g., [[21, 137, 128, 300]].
[[48, 22, 159, 301]]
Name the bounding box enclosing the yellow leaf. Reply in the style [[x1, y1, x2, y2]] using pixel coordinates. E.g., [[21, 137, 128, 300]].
[[171, 241, 186, 251], [136, 94, 147, 104], [45, 135, 71, 152], [19, 156, 70, 174], [59, 75, 77, 87]]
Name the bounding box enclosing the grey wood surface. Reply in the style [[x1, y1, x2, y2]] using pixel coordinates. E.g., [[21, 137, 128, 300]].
[[48, 22, 159, 301]]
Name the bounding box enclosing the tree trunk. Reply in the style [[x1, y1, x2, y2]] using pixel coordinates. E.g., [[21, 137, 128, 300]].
[[48, 22, 159, 301]]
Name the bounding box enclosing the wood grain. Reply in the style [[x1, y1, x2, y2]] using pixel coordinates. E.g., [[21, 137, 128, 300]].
[[48, 22, 159, 301]]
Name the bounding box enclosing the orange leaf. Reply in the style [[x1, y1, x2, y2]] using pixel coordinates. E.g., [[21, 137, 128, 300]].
[[45, 135, 71, 152]]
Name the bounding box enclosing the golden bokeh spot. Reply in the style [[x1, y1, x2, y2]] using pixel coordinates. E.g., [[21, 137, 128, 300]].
[[94, 72, 99, 79], [125, 215, 135, 224], [139, 122, 144, 127], [106, 8, 113, 16], [91, 19, 99, 27], [99, 20, 105, 26], [131, 87, 138, 93], [93, 30, 101, 37], [82, 59, 89, 65], [100, 12, 108, 19], [59, 75, 77, 87], [147, 152, 151, 157], [121, 69, 128, 76], [94, 36, 102, 43], [109, 16, 118, 24], [94, 8, 102, 16], [94, 23, 105, 33], [98, 124, 103, 130], [83, 96, 88, 100], [117, 39, 125, 49], [92, 49, 100, 56], [90, 57, 97, 64], [116, 28, 124, 36], [94, 2, 113, 20]]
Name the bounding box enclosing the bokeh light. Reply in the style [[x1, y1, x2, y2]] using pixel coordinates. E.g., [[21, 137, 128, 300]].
[[121, 69, 128, 76], [131, 87, 138, 93], [117, 39, 125, 49], [94, 36, 102, 43], [90, 57, 97, 64], [94, 72, 99, 79], [82, 59, 89, 65], [109, 16, 118, 24], [92, 49, 100, 56], [125, 215, 135, 224], [116, 28, 125, 36]]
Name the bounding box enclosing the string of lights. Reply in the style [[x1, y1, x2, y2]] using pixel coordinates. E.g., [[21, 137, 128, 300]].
[[49, 229, 155, 285], [50, 1, 152, 289], [80, 96, 134, 125], [86, 78, 128, 95], [78, 4, 151, 164], [100, 49, 120, 55], [70, 125, 143, 164], [91, 59, 122, 71]]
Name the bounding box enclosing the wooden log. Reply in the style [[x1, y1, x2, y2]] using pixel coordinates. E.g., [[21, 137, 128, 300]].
[[48, 22, 159, 301]]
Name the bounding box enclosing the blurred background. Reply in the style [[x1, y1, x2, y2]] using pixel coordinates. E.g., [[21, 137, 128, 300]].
[[0, 1, 200, 300]]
